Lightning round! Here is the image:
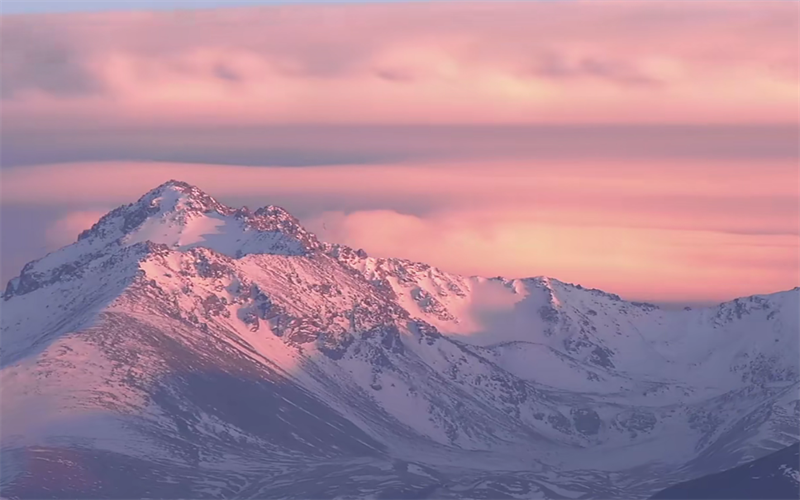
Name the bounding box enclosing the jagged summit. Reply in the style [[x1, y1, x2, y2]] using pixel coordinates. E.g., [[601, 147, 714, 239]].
[[77, 180, 307, 244], [4, 181, 333, 299]]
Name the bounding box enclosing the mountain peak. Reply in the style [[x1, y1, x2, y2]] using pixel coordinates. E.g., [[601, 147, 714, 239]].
[[156, 179, 193, 190], [5, 181, 327, 299], [75, 180, 314, 253], [77, 180, 230, 242], [137, 181, 300, 230], [145, 179, 225, 210]]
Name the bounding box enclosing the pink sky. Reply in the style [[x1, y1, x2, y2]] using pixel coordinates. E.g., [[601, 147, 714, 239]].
[[3, 159, 797, 303], [1, 2, 798, 303], [4, 2, 798, 128]]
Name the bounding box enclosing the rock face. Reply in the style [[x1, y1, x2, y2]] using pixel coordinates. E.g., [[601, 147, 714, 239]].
[[1, 180, 798, 499]]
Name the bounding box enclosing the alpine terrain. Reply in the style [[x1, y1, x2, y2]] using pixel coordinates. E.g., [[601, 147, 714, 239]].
[[2, 181, 798, 499]]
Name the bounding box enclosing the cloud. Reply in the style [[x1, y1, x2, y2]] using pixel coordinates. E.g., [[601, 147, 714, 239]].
[[5, 124, 797, 169], [0, 20, 102, 99], [304, 209, 798, 303], [44, 210, 107, 248], [2, 2, 797, 302], [3, 161, 797, 235], [2, 160, 797, 302], [2, 2, 797, 130]]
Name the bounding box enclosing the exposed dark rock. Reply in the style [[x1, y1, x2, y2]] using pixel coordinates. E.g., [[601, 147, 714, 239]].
[[572, 408, 601, 435], [588, 346, 616, 369]]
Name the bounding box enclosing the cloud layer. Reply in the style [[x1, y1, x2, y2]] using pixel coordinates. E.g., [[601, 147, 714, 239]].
[[3, 2, 798, 130], [44, 210, 108, 248], [3, 160, 797, 302], [307, 209, 798, 303]]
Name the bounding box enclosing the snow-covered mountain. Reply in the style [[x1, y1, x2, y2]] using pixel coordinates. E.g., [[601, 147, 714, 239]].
[[2, 180, 798, 499]]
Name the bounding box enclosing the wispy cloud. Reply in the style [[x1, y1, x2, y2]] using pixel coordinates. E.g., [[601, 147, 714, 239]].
[[4, 124, 797, 169], [3, 160, 796, 302], [44, 210, 107, 248], [306, 208, 798, 303]]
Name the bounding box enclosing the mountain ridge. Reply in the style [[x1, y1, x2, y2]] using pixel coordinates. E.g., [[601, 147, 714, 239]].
[[7, 180, 794, 309], [2, 180, 797, 499]]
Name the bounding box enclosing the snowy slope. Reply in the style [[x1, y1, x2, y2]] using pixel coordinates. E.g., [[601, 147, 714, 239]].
[[651, 442, 799, 499], [1, 180, 797, 499]]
